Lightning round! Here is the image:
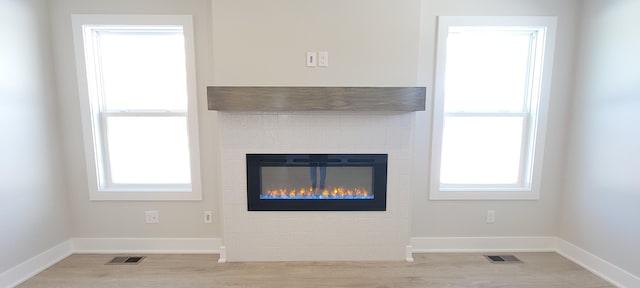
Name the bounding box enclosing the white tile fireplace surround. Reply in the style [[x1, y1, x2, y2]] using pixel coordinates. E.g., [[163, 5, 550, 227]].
[[218, 112, 413, 261]]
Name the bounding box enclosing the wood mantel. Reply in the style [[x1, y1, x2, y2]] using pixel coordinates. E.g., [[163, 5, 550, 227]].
[[207, 86, 426, 111]]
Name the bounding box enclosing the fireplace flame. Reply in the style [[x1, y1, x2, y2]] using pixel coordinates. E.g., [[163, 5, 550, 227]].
[[262, 187, 372, 199]]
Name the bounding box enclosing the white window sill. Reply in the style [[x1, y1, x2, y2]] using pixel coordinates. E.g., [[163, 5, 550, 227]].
[[90, 189, 201, 201], [430, 189, 539, 200]]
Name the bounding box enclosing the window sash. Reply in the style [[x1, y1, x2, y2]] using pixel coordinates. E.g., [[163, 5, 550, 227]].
[[97, 111, 190, 191], [443, 30, 537, 114], [439, 28, 538, 190], [439, 112, 531, 189], [90, 27, 192, 191], [91, 28, 188, 112]]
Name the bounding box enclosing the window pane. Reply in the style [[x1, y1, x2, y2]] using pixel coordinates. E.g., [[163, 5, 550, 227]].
[[98, 30, 187, 111], [440, 116, 523, 185], [444, 30, 532, 112], [105, 116, 191, 184]]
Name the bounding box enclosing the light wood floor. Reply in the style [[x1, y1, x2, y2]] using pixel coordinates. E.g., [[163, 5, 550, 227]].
[[18, 253, 613, 288]]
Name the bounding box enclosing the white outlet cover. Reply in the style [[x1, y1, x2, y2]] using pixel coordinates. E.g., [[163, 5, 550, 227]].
[[145, 210, 159, 224], [318, 51, 328, 67], [203, 211, 213, 223], [486, 210, 496, 224]]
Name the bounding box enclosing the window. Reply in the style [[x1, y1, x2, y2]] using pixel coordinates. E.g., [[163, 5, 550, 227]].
[[72, 15, 201, 200], [430, 16, 557, 200]]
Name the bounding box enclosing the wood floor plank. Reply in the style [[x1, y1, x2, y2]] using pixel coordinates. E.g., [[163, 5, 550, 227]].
[[18, 253, 613, 288]]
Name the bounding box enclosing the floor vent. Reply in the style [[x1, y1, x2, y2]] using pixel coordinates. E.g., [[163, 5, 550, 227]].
[[106, 256, 145, 265], [484, 255, 521, 263]]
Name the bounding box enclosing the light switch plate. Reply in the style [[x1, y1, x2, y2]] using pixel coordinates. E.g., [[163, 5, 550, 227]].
[[306, 51, 317, 67]]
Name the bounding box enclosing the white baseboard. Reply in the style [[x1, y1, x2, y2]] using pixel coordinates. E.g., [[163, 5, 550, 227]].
[[556, 239, 640, 288], [409, 236, 639, 288], [71, 237, 223, 255], [4, 237, 638, 288], [0, 240, 73, 288], [410, 236, 557, 253]]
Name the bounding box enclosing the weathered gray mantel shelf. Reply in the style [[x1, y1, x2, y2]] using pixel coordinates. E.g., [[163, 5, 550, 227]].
[[207, 86, 426, 111]]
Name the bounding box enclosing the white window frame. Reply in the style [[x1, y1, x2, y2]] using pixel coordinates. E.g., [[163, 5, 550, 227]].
[[72, 15, 202, 201], [430, 16, 557, 200]]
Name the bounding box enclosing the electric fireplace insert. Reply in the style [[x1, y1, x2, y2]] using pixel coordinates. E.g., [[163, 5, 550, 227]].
[[246, 154, 387, 211]]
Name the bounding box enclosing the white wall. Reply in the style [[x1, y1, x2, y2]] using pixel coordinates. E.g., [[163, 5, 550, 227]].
[[49, 0, 221, 238], [411, 0, 579, 238], [49, 0, 581, 244], [0, 0, 70, 274], [561, 0, 640, 277], [212, 0, 420, 86]]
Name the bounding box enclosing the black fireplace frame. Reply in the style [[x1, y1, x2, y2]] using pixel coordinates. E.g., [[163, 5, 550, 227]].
[[247, 154, 387, 211]]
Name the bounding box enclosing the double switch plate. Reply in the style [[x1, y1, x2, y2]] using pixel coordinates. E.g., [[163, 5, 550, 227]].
[[307, 51, 329, 67]]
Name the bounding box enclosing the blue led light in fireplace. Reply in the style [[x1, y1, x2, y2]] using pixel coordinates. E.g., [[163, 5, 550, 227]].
[[260, 194, 374, 200]]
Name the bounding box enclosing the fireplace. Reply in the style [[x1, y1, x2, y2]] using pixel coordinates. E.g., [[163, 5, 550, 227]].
[[247, 154, 387, 211]]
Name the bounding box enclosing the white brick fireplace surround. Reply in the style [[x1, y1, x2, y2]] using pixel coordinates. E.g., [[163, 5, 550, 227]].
[[218, 112, 413, 261]]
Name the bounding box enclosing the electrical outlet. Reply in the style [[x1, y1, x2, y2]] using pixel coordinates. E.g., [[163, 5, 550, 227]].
[[486, 210, 496, 224], [145, 210, 159, 224], [318, 51, 329, 67], [203, 211, 213, 224]]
